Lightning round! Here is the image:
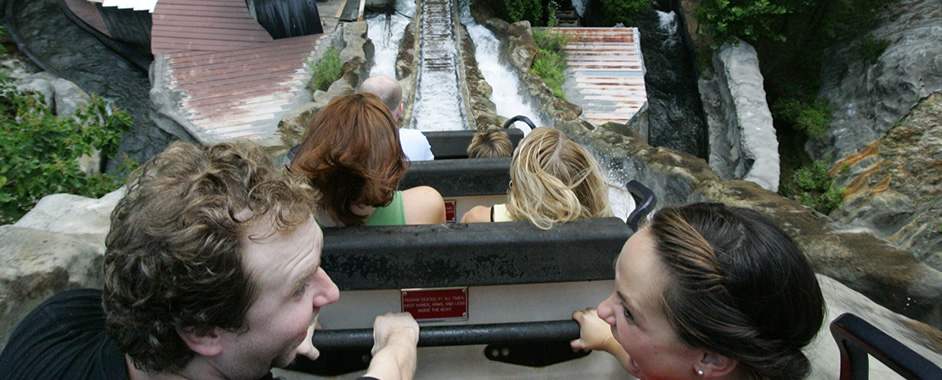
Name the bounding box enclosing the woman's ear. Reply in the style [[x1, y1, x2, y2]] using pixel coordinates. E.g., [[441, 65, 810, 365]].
[[176, 326, 224, 357], [697, 351, 738, 378]]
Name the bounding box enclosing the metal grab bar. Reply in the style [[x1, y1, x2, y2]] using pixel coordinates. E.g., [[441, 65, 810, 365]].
[[502, 115, 537, 131], [312, 320, 580, 350], [625, 179, 656, 231], [830, 313, 942, 379]]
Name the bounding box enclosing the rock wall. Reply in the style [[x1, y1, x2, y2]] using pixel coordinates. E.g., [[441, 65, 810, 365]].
[[698, 39, 779, 192], [456, 23, 501, 130], [0, 190, 122, 351], [809, 0, 942, 163], [830, 93, 942, 271], [276, 23, 361, 155], [805, 0, 942, 275]]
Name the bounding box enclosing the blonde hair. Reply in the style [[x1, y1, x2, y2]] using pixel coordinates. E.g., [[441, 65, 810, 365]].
[[467, 127, 513, 158], [507, 128, 612, 229]]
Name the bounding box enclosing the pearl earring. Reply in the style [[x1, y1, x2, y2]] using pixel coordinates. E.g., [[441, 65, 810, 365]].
[[697, 369, 705, 377]]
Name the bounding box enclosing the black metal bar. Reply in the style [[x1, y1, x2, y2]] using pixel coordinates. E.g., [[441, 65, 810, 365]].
[[625, 179, 656, 231], [830, 313, 942, 380], [502, 115, 537, 131], [311, 320, 580, 350]]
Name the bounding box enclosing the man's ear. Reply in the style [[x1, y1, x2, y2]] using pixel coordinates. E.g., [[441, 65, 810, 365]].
[[697, 351, 738, 378], [176, 326, 224, 357], [396, 103, 403, 120]]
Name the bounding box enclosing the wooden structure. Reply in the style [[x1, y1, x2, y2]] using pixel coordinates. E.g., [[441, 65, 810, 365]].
[[150, 0, 324, 143], [559, 27, 646, 127]]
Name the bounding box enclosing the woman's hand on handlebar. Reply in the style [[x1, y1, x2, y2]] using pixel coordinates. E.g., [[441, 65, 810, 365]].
[[570, 307, 617, 352]]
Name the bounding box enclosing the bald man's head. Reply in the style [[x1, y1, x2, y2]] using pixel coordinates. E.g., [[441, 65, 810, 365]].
[[358, 75, 402, 119]]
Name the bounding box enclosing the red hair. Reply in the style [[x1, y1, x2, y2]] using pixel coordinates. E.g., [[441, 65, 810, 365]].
[[290, 93, 408, 225]]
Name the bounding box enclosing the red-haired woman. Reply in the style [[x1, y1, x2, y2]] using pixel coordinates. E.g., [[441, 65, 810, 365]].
[[291, 93, 445, 226]]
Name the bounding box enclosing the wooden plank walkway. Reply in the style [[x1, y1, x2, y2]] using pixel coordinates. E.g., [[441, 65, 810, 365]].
[[150, 0, 325, 144], [558, 27, 646, 127]]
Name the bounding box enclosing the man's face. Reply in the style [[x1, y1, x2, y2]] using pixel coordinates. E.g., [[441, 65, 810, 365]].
[[212, 217, 339, 379]]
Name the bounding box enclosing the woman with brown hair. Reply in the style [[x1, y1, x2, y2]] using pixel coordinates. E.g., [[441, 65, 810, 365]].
[[290, 93, 445, 226], [571, 203, 825, 380], [461, 127, 612, 229]]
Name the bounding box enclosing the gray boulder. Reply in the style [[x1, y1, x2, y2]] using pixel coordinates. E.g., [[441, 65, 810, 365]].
[[699, 39, 779, 191], [830, 93, 942, 271], [810, 0, 942, 163], [0, 188, 123, 350]]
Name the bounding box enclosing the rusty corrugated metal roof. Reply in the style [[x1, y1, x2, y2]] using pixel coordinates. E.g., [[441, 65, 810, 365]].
[[558, 27, 646, 127], [150, 0, 323, 144]]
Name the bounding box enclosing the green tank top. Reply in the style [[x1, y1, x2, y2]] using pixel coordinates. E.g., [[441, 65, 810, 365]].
[[365, 191, 407, 226]]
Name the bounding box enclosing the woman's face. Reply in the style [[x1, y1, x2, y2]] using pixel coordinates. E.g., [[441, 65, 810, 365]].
[[597, 228, 703, 379]]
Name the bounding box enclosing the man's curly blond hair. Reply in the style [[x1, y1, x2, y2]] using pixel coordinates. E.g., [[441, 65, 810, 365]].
[[103, 141, 317, 373]]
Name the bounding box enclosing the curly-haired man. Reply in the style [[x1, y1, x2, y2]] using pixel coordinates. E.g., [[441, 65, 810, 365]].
[[0, 141, 418, 380]]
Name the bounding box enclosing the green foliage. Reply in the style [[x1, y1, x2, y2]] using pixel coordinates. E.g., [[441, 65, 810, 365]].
[[0, 26, 7, 55], [546, 0, 559, 28], [487, 0, 543, 24], [0, 75, 134, 224], [772, 97, 832, 138], [695, 0, 792, 46], [857, 34, 890, 64], [598, 0, 650, 27], [532, 28, 570, 100], [310, 46, 342, 92], [781, 161, 845, 214]]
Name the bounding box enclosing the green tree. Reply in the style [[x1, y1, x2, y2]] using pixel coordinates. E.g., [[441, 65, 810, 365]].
[[695, 0, 792, 46], [0, 75, 134, 224], [598, 0, 650, 27]]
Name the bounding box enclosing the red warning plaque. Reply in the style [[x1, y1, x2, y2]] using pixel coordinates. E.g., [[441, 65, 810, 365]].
[[401, 287, 468, 321], [444, 200, 457, 223]]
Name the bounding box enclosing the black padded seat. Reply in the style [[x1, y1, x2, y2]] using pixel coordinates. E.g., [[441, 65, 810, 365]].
[[321, 217, 633, 291], [424, 129, 524, 159], [400, 157, 510, 197]]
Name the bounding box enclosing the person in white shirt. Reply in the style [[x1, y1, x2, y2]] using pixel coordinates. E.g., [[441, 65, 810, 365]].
[[359, 75, 434, 162]]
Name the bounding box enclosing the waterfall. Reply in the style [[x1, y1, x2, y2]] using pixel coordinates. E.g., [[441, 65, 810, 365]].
[[656, 11, 678, 48], [458, 0, 548, 133], [366, 0, 415, 77]]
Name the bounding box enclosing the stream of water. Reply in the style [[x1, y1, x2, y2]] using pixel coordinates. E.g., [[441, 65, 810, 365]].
[[458, 0, 546, 132]]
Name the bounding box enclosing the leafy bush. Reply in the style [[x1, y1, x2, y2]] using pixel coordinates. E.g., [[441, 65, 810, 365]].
[[310, 46, 342, 92], [0, 75, 134, 224], [780, 161, 845, 214], [598, 0, 650, 27], [532, 28, 570, 99], [486, 0, 543, 24], [695, 0, 791, 46], [772, 97, 832, 137]]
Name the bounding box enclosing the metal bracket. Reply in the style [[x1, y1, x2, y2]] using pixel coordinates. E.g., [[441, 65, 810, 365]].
[[484, 341, 591, 367]]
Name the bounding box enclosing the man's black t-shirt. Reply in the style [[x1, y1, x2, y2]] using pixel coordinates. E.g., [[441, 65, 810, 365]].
[[0, 289, 128, 379]]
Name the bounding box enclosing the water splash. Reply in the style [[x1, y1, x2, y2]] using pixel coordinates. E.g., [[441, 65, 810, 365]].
[[366, 0, 414, 78], [458, 0, 548, 134], [656, 11, 678, 48]]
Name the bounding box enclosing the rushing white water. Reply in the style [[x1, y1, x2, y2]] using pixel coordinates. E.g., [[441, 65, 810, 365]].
[[458, 0, 547, 134], [366, 0, 415, 78], [410, 0, 470, 131], [656, 11, 679, 48]]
